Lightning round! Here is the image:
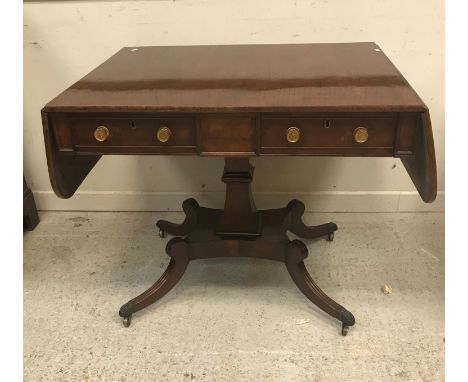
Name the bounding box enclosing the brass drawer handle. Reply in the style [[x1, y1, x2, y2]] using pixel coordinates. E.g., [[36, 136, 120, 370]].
[[353, 127, 369, 143], [286, 126, 300, 143], [94, 125, 110, 142], [157, 126, 171, 143]]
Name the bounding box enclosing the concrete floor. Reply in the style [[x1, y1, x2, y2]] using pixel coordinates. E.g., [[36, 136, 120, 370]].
[[24, 211, 444, 381]]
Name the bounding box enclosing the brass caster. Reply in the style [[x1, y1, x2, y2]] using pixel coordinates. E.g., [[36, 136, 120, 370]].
[[341, 324, 349, 336], [159, 229, 166, 238], [123, 315, 132, 328], [327, 232, 334, 242]]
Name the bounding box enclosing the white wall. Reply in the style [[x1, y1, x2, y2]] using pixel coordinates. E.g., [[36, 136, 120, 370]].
[[24, 0, 444, 212]]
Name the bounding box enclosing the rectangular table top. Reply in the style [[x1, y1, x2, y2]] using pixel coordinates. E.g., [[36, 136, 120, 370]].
[[44, 42, 427, 113], [41, 43, 436, 204]]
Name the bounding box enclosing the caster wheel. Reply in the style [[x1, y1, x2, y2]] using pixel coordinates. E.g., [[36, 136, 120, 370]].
[[341, 325, 349, 336], [327, 232, 334, 242], [123, 315, 132, 328], [158, 229, 166, 238]]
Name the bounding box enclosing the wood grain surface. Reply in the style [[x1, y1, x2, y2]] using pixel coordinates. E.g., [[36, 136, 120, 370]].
[[42, 43, 436, 202], [43, 43, 427, 113]]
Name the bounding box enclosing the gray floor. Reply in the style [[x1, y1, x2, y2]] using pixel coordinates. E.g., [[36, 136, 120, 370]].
[[24, 211, 444, 381]]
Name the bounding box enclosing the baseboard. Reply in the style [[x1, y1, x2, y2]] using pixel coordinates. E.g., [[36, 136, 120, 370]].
[[34, 190, 445, 212]]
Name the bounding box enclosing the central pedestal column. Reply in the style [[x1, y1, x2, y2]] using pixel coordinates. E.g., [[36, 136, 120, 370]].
[[216, 157, 261, 239]]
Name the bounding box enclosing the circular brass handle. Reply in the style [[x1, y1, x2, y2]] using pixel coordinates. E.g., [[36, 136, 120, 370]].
[[286, 126, 300, 143], [94, 125, 110, 142], [157, 126, 171, 143], [353, 127, 369, 143]]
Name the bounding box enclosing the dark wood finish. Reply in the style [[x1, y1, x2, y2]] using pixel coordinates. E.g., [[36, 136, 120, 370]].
[[260, 113, 397, 156], [42, 111, 101, 198], [157, 198, 200, 236], [42, 43, 436, 200], [42, 43, 438, 333], [286, 200, 337, 239], [395, 113, 418, 156], [42, 43, 428, 113], [70, 116, 196, 153], [216, 158, 260, 239], [285, 240, 355, 327], [122, 158, 353, 332], [51, 113, 198, 155], [198, 115, 256, 156], [119, 238, 190, 318], [400, 111, 437, 202], [23, 176, 39, 231]]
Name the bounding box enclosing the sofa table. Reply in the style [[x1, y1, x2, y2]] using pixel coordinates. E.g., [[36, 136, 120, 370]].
[[42, 43, 436, 335]]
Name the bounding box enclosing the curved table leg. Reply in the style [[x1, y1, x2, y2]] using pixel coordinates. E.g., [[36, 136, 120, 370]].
[[285, 240, 355, 335], [119, 238, 190, 327], [156, 198, 199, 237], [287, 200, 337, 241]]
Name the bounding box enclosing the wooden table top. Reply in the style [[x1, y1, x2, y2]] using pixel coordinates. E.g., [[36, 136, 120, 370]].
[[42, 43, 436, 203], [44, 42, 427, 113]]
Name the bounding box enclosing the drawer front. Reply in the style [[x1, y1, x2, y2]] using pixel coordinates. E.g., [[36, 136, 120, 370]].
[[56, 116, 197, 154], [199, 115, 256, 155], [260, 116, 397, 156]]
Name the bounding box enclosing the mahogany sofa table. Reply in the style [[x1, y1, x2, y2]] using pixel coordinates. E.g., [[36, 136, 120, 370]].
[[42, 43, 436, 335]]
